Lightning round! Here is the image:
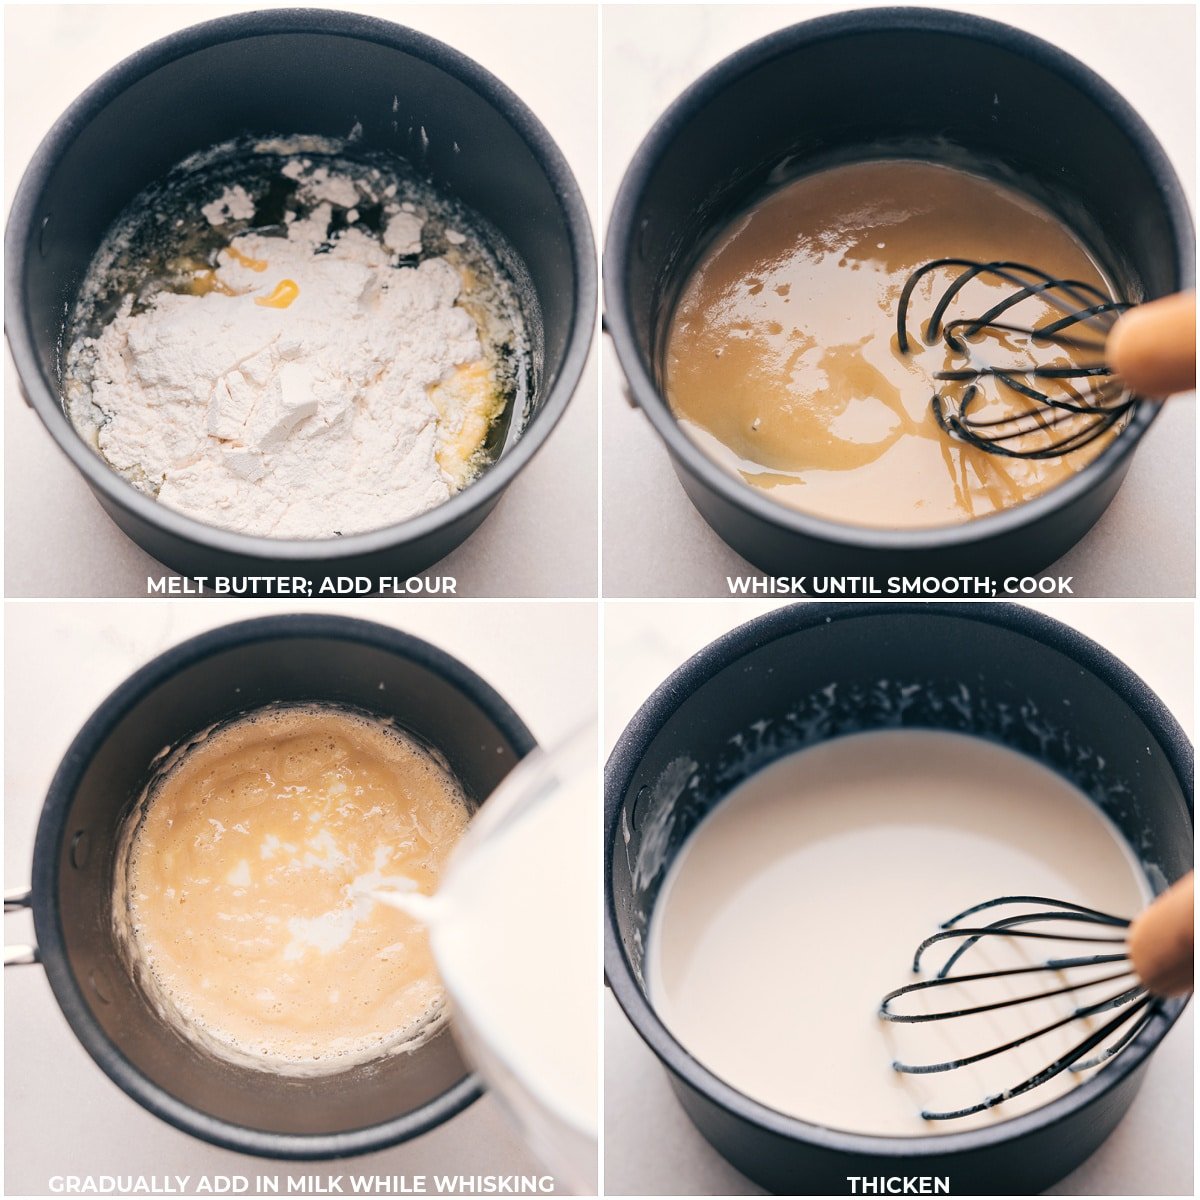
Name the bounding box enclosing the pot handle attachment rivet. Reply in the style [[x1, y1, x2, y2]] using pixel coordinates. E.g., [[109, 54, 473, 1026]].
[[4, 887, 39, 966]]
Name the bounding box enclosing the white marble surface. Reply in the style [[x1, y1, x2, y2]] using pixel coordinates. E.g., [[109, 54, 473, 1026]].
[[603, 599, 1194, 1195], [4, 600, 597, 1194], [4, 4, 599, 598], [601, 4, 1197, 598]]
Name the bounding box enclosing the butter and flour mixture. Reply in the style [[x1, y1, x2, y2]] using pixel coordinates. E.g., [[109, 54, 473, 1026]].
[[115, 704, 471, 1072], [65, 140, 529, 539], [664, 160, 1118, 529]]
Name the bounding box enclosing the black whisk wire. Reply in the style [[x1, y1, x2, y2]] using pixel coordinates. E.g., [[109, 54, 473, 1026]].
[[878, 895, 1160, 1120], [898, 259, 1138, 459], [880, 964, 1136, 1023], [921, 900, 1128, 978], [914, 996, 1155, 1121]]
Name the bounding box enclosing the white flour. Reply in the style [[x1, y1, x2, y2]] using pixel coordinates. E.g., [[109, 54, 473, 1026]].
[[66, 160, 509, 539]]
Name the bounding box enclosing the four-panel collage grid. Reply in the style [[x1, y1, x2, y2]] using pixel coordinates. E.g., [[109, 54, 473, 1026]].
[[2, 4, 1194, 1198]]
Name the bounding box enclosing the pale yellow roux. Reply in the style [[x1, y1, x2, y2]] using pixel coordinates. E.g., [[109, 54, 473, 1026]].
[[122, 705, 469, 1071], [665, 160, 1120, 529], [648, 730, 1149, 1136]]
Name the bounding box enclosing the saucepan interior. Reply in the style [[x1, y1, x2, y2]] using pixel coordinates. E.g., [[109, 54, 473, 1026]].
[[31, 616, 536, 1158], [604, 603, 1193, 1192], [6, 8, 594, 574]]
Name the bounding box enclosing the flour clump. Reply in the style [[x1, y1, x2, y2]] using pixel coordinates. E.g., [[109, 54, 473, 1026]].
[[65, 146, 527, 539]]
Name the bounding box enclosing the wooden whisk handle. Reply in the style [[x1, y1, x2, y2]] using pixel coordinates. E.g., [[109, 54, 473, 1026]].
[[1128, 871, 1194, 997], [1107, 291, 1196, 398]]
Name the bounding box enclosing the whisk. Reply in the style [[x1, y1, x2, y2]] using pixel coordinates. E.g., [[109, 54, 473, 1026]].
[[879, 872, 1193, 1121], [896, 259, 1195, 459]]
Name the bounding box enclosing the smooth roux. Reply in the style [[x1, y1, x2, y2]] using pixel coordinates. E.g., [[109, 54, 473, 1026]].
[[665, 160, 1120, 528]]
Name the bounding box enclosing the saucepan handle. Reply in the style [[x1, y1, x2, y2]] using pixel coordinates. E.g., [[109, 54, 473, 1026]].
[[4, 887, 40, 966]]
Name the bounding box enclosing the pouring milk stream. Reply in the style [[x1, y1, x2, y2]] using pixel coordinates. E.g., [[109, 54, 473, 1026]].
[[366, 724, 598, 1192]]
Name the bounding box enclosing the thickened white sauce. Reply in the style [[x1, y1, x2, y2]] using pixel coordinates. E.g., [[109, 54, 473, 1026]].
[[648, 730, 1149, 1136]]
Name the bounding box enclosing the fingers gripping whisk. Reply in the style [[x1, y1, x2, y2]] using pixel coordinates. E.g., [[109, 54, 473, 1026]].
[[897, 260, 1138, 459], [878, 896, 1157, 1121]]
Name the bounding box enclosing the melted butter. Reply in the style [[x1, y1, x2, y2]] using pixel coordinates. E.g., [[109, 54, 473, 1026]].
[[123, 705, 469, 1070], [226, 245, 269, 272], [185, 268, 236, 298], [169, 255, 238, 298], [255, 278, 300, 309], [665, 160, 1119, 529], [429, 359, 506, 487]]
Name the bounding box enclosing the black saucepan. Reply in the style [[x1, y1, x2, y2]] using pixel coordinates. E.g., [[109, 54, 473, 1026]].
[[7, 614, 535, 1158], [604, 8, 1194, 586], [5, 8, 595, 583], [605, 602, 1193, 1193]]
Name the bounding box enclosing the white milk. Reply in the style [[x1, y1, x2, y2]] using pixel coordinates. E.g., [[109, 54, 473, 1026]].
[[648, 729, 1150, 1137], [373, 728, 598, 1190]]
